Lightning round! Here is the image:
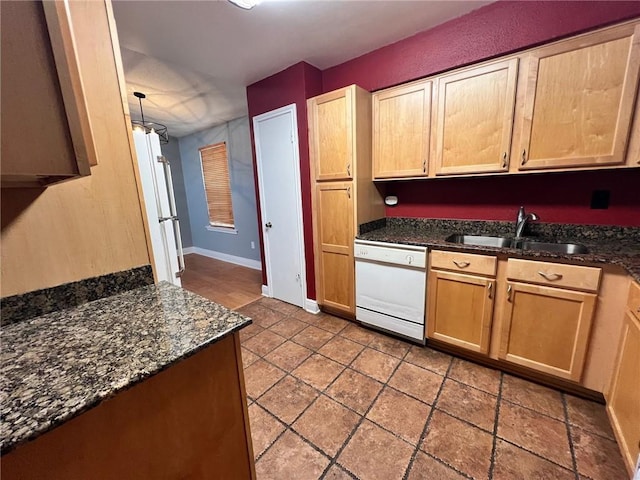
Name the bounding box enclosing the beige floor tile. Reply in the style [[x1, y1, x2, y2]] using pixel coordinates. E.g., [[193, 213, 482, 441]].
[[292, 325, 335, 350], [421, 410, 493, 480], [323, 464, 354, 480], [565, 395, 616, 440], [493, 439, 575, 480], [501, 374, 564, 420], [244, 304, 287, 328], [257, 376, 319, 424], [264, 340, 312, 372], [269, 317, 307, 339], [368, 333, 411, 359], [293, 395, 361, 456], [572, 426, 628, 480], [244, 359, 286, 399], [404, 346, 452, 376], [366, 386, 431, 445], [340, 323, 377, 345], [255, 430, 329, 480], [247, 403, 285, 458], [292, 354, 345, 390], [326, 368, 384, 415], [351, 348, 401, 383], [406, 451, 466, 480], [388, 362, 444, 404], [318, 336, 365, 365], [338, 420, 414, 480], [316, 315, 350, 334], [498, 401, 572, 468], [241, 347, 260, 369], [448, 358, 501, 395], [436, 379, 497, 431], [239, 322, 264, 343], [242, 329, 287, 356]]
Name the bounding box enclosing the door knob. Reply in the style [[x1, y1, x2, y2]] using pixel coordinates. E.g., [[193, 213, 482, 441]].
[[265, 222, 272, 228]]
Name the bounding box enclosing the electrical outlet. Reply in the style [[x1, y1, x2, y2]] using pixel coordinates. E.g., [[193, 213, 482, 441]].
[[251, 241, 255, 249]]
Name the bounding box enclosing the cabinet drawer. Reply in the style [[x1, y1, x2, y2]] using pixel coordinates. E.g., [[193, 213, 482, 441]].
[[430, 250, 496, 277], [506, 259, 601, 292], [628, 280, 640, 320]]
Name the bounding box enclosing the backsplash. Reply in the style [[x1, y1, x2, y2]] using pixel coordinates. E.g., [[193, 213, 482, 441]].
[[0, 265, 154, 326]]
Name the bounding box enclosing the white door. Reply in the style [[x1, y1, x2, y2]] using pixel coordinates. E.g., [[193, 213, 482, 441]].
[[253, 104, 305, 307], [133, 129, 184, 286]]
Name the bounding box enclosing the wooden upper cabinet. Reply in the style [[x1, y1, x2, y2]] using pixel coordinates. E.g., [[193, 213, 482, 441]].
[[1, 0, 97, 187], [308, 87, 355, 181], [435, 59, 518, 175], [372, 80, 431, 179], [518, 23, 640, 170]]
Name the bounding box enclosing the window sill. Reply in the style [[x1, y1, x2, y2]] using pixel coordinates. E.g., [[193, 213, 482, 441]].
[[205, 225, 238, 235]]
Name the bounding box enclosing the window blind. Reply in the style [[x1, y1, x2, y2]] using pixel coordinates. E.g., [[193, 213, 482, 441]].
[[199, 142, 234, 228]]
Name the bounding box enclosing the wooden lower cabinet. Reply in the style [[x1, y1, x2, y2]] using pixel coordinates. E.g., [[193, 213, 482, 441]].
[[427, 270, 495, 354], [607, 282, 640, 475], [498, 282, 596, 381]]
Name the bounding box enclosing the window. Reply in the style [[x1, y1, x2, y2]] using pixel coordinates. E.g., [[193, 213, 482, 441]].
[[199, 142, 235, 229]]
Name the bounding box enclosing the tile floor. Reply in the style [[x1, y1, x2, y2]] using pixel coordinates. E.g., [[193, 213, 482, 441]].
[[237, 297, 628, 480]]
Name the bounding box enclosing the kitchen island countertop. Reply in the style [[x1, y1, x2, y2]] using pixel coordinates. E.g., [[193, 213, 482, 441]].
[[0, 281, 251, 453]]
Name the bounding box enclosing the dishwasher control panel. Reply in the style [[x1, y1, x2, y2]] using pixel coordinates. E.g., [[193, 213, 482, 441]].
[[354, 240, 427, 269]]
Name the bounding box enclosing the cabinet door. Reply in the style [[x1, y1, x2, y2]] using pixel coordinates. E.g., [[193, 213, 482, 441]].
[[309, 87, 353, 181], [434, 59, 518, 175], [606, 311, 640, 475], [1, 0, 96, 186], [315, 182, 354, 314], [427, 270, 495, 354], [372, 81, 431, 178], [499, 282, 596, 381], [519, 24, 640, 170]]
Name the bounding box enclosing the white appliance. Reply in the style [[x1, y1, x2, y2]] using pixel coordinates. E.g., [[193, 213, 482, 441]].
[[354, 240, 428, 342], [133, 128, 185, 286]]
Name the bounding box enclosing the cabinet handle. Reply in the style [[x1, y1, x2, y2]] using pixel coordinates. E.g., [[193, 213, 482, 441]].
[[452, 260, 470, 268], [521, 149, 527, 165], [347, 163, 351, 176], [502, 152, 508, 169], [507, 284, 513, 301], [422, 160, 427, 173], [346, 186, 351, 199], [488, 282, 493, 299], [538, 271, 563, 281]]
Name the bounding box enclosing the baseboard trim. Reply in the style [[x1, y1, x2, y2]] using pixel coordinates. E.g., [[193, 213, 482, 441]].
[[304, 298, 320, 314], [261, 285, 270, 297], [183, 247, 262, 271]]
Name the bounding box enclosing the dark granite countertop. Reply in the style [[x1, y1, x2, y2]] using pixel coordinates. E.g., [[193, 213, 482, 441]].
[[358, 218, 640, 282], [0, 282, 251, 454]]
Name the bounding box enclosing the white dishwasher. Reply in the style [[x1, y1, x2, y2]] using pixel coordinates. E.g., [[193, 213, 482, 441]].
[[354, 240, 427, 342]]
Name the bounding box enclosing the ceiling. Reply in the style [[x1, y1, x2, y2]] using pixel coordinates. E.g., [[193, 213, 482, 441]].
[[113, 0, 491, 138]]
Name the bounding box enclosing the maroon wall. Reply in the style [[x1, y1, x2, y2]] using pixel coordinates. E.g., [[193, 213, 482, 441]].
[[322, 1, 640, 92], [246, 62, 323, 299], [247, 2, 640, 300], [384, 169, 640, 226]]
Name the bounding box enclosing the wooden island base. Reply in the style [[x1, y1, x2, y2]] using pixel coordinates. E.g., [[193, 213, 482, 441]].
[[1, 333, 255, 479]]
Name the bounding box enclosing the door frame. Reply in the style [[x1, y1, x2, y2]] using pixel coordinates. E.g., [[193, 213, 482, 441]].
[[253, 103, 311, 310]]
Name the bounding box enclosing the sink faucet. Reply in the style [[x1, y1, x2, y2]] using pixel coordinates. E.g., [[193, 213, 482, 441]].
[[515, 206, 539, 238]]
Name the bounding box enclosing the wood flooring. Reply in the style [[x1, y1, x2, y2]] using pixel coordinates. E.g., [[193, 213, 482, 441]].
[[180, 254, 263, 310]]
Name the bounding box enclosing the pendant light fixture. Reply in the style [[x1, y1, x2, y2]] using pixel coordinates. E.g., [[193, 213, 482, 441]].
[[131, 91, 169, 144]]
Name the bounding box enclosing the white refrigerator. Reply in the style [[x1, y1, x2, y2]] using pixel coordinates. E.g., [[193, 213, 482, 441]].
[[132, 128, 185, 286]]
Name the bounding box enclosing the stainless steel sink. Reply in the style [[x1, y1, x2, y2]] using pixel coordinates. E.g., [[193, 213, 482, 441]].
[[445, 234, 589, 254], [517, 240, 589, 254], [444, 234, 513, 248]]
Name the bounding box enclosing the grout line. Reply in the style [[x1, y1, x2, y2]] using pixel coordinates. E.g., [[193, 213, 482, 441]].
[[562, 393, 581, 480], [495, 437, 578, 474], [318, 346, 413, 479], [488, 371, 505, 480], [401, 355, 458, 480]]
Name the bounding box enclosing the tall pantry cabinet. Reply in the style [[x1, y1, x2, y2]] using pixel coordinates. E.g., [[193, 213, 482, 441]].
[[308, 85, 384, 318]]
